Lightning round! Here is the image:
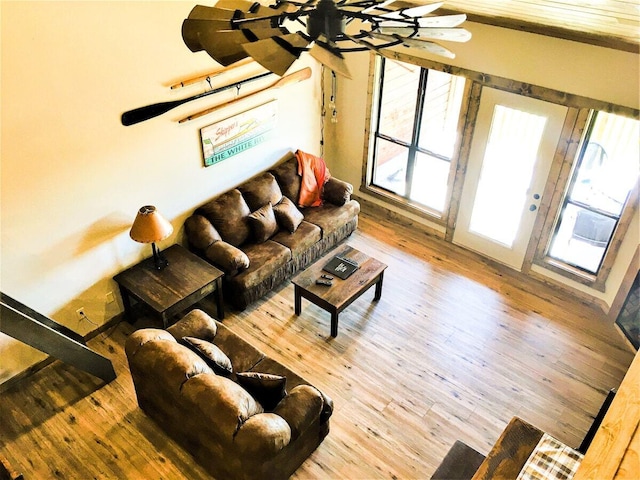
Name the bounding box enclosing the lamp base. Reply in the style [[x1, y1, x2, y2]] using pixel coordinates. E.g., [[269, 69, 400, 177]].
[[152, 243, 169, 271]]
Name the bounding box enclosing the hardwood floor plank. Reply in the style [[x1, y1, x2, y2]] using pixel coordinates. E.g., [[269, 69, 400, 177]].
[[0, 209, 634, 479]]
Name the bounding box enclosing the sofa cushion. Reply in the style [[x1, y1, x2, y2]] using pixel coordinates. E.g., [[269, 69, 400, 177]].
[[269, 154, 301, 203], [230, 241, 292, 291], [273, 196, 304, 233], [205, 241, 250, 275], [196, 189, 251, 247], [271, 221, 321, 257], [248, 203, 279, 243], [213, 322, 265, 373], [130, 339, 214, 393], [182, 337, 233, 376], [237, 372, 287, 411], [184, 214, 222, 250], [239, 172, 283, 212], [301, 200, 361, 237], [181, 373, 264, 440]]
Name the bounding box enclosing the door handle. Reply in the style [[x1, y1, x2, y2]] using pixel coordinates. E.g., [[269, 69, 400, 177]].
[[529, 204, 537, 211], [533, 193, 540, 200]]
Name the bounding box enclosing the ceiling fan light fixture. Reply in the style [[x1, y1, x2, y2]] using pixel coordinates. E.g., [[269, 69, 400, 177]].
[[307, 0, 346, 40]]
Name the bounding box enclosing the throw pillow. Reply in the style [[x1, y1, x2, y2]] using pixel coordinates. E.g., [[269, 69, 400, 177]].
[[196, 189, 251, 247], [273, 196, 304, 233], [182, 337, 233, 376], [248, 203, 278, 243], [238, 172, 283, 211], [236, 372, 287, 410]]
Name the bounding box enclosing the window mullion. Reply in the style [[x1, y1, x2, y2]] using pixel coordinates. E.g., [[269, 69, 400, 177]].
[[406, 68, 428, 199]]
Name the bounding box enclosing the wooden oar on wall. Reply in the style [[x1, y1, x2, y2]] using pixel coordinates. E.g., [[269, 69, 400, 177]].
[[178, 67, 312, 123], [121, 71, 274, 126], [169, 58, 256, 89]]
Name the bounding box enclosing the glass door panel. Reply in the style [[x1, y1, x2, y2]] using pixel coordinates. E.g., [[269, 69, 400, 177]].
[[453, 88, 567, 270], [468, 105, 548, 246]]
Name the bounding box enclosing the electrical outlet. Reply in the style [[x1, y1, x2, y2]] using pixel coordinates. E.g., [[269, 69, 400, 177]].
[[76, 308, 86, 320], [106, 291, 115, 303]]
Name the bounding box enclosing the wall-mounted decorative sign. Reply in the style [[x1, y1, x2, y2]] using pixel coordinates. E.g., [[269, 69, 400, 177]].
[[200, 101, 277, 167]]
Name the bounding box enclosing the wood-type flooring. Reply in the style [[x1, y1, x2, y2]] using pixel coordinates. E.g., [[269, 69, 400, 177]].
[[0, 209, 635, 479]]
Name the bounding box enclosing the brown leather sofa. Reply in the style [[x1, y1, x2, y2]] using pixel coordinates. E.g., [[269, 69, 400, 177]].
[[125, 309, 333, 480], [184, 151, 360, 310]]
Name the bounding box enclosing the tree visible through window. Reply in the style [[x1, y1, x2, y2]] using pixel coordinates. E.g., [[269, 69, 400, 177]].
[[547, 112, 639, 274], [370, 58, 466, 215]]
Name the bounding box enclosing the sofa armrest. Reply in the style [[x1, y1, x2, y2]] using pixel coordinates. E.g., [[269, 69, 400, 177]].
[[205, 240, 250, 275], [234, 413, 292, 459], [184, 214, 222, 251], [323, 177, 353, 206], [272, 385, 324, 440]]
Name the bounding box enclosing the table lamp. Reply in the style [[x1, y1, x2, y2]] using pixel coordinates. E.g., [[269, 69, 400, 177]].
[[129, 205, 174, 270]]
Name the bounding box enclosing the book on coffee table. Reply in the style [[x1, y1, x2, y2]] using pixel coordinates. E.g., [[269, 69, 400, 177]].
[[323, 255, 359, 280]]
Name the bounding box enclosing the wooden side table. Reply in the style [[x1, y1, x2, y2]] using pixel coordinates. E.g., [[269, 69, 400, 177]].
[[114, 244, 224, 328]]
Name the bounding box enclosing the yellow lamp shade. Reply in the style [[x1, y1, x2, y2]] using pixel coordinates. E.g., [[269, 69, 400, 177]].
[[129, 205, 173, 244]]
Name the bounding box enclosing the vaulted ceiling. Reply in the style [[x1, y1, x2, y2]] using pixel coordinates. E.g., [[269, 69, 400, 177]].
[[441, 0, 639, 52]]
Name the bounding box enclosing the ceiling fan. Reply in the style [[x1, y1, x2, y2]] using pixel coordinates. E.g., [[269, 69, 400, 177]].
[[182, 0, 471, 79]]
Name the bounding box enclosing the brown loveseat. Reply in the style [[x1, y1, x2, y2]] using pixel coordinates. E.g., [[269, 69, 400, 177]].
[[184, 151, 360, 310], [125, 309, 333, 480]]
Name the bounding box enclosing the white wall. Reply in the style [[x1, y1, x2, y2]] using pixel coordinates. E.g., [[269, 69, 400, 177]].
[[0, 1, 322, 383], [325, 22, 639, 307]]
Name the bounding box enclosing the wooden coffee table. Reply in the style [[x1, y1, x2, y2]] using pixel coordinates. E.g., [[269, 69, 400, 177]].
[[114, 244, 224, 328], [292, 245, 387, 337]]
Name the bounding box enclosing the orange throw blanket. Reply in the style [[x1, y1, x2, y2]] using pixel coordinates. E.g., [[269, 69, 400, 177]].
[[295, 149, 331, 207]]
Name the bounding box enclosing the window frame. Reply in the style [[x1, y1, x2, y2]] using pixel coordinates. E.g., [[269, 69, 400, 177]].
[[532, 109, 640, 291], [362, 49, 639, 292], [363, 55, 469, 225]]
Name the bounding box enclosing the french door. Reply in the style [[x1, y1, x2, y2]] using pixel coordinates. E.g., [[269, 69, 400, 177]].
[[453, 88, 567, 270]]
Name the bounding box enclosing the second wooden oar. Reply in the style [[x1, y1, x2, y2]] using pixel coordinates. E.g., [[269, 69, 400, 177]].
[[170, 58, 256, 89], [121, 71, 274, 126], [178, 67, 312, 123]]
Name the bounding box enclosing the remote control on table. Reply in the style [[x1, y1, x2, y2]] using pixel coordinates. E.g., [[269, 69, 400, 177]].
[[316, 279, 332, 286], [321, 274, 334, 280]]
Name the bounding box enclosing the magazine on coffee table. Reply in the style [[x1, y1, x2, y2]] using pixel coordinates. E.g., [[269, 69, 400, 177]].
[[323, 255, 359, 280]]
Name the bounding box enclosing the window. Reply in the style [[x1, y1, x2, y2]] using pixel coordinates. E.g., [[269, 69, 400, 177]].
[[368, 57, 466, 217], [546, 111, 639, 276]]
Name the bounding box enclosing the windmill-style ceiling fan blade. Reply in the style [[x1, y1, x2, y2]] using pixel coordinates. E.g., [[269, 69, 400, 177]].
[[188, 5, 234, 20], [216, 0, 297, 14], [379, 13, 466, 28], [379, 1, 443, 19], [183, 19, 234, 51], [309, 42, 352, 79], [366, 31, 455, 57], [199, 25, 290, 66], [361, 0, 396, 13], [376, 26, 471, 42], [242, 33, 310, 76]]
